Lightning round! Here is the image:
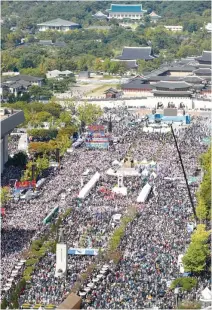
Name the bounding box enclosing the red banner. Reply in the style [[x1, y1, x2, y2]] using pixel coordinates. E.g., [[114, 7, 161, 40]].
[[15, 180, 36, 189], [1, 208, 5, 216], [88, 125, 105, 132]]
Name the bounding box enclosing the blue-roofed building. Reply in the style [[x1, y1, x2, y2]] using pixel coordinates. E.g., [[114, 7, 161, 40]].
[[107, 4, 147, 20]]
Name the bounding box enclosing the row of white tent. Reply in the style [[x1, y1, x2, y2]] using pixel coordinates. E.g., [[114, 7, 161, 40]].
[[78, 265, 110, 297], [3, 260, 26, 291]]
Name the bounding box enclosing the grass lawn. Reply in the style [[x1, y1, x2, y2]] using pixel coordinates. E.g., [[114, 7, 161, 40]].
[[85, 84, 118, 96]]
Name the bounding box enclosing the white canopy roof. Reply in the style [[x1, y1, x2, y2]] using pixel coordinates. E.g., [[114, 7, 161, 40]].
[[200, 287, 212, 302], [142, 168, 149, 176], [112, 160, 121, 166]]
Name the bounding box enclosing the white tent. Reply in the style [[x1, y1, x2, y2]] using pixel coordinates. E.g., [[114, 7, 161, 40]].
[[200, 287, 212, 302], [84, 287, 91, 292], [112, 160, 121, 166], [150, 160, 156, 166], [150, 172, 157, 179], [112, 214, 122, 222], [141, 159, 148, 165], [78, 172, 100, 199], [18, 133, 28, 152], [142, 169, 149, 177], [137, 183, 152, 203], [106, 168, 116, 176]]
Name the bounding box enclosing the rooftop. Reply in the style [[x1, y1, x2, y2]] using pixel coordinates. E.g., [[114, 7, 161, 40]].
[[37, 18, 79, 27], [153, 90, 192, 95], [122, 78, 153, 90], [3, 75, 44, 82], [107, 4, 146, 13], [149, 11, 161, 18], [118, 47, 154, 61], [104, 88, 121, 94], [193, 68, 212, 75], [196, 51, 212, 62], [0, 109, 25, 139], [117, 60, 138, 69], [153, 81, 192, 89], [92, 11, 108, 18]]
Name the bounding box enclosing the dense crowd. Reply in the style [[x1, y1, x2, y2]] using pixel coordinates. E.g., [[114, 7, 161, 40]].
[[1, 110, 211, 309]]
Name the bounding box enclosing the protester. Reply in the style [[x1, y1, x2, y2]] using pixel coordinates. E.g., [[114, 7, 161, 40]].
[[1, 111, 210, 308]]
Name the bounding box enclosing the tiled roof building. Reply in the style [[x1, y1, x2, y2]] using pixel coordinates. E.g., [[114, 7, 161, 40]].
[[195, 51, 212, 64], [117, 47, 154, 61], [37, 18, 80, 32], [107, 4, 146, 20]]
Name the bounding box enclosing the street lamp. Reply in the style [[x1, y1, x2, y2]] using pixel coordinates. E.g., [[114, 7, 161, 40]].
[[170, 124, 197, 222], [174, 287, 180, 309]]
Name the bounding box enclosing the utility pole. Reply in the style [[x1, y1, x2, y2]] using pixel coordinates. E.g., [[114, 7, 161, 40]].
[[170, 124, 197, 222]]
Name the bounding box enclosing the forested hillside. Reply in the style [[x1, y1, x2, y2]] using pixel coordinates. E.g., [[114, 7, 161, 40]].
[[1, 1, 211, 79], [1, 1, 211, 26]]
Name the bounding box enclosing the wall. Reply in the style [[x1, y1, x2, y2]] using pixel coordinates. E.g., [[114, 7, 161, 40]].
[[1, 139, 4, 174], [169, 72, 192, 77], [1, 135, 8, 174]]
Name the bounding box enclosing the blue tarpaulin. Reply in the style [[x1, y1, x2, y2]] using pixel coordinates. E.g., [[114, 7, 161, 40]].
[[68, 248, 99, 256]]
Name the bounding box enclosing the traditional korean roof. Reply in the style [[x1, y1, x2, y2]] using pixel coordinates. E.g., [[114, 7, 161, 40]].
[[193, 68, 212, 75], [107, 4, 146, 13], [120, 60, 138, 69], [39, 40, 53, 46], [3, 80, 31, 89], [92, 11, 108, 18], [152, 81, 192, 89], [117, 47, 154, 61], [153, 90, 192, 95], [5, 75, 44, 82], [195, 51, 212, 63], [169, 65, 196, 72], [149, 11, 161, 18], [104, 88, 120, 94], [181, 76, 204, 84], [37, 18, 79, 27], [54, 41, 67, 47], [192, 84, 205, 90], [122, 78, 153, 90], [148, 76, 182, 82]]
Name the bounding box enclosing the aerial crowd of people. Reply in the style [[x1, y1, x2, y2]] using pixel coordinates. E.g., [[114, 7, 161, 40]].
[[1, 107, 211, 309]]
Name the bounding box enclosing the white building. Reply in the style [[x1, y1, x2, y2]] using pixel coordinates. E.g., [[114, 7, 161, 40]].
[[37, 18, 80, 32], [164, 25, 183, 32], [107, 4, 147, 20], [46, 70, 74, 79], [205, 23, 212, 33]]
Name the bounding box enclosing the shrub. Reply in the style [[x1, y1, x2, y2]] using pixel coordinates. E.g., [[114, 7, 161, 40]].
[[171, 277, 197, 291], [31, 239, 43, 251], [178, 300, 201, 309], [26, 258, 39, 266], [23, 266, 35, 277]]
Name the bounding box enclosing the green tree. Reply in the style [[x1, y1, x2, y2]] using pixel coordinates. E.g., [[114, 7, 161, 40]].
[[191, 224, 210, 244], [1, 297, 8, 309], [182, 225, 210, 273], [196, 147, 211, 220], [182, 242, 209, 273], [58, 111, 72, 126], [77, 102, 102, 125], [28, 85, 52, 99], [0, 187, 10, 206], [2, 51, 18, 72], [23, 156, 49, 180], [171, 277, 197, 291]]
